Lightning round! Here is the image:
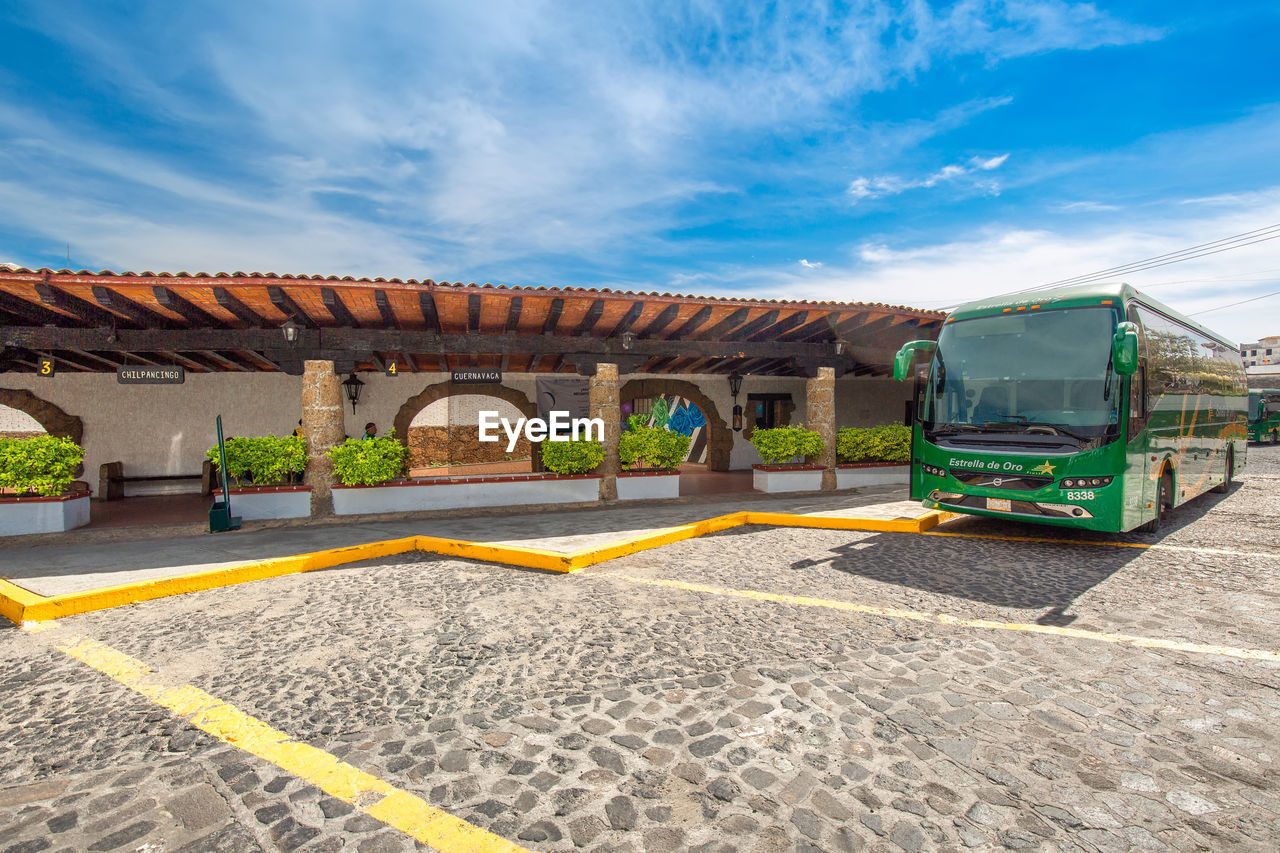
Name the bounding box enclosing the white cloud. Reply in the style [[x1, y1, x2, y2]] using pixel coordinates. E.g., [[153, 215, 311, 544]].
[[847, 154, 1011, 202], [799, 259, 823, 269], [696, 188, 1280, 345]]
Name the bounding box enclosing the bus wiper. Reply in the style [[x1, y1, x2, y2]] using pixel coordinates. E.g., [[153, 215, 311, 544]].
[[929, 422, 984, 434]]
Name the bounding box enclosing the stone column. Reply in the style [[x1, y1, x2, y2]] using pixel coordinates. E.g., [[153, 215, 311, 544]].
[[806, 366, 838, 491], [589, 363, 621, 501], [301, 360, 346, 517]]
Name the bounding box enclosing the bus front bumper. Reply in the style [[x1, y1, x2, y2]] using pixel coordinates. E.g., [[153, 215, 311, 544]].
[[927, 490, 1095, 521]]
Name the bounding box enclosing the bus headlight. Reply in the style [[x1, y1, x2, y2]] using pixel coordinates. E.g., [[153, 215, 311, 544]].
[[920, 462, 947, 477], [1061, 476, 1113, 489]]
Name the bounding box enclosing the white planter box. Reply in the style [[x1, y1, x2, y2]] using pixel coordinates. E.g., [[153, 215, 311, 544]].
[[0, 494, 91, 536], [617, 472, 680, 501], [836, 464, 910, 488], [332, 475, 602, 515], [217, 487, 312, 520], [752, 466, 825, 493]]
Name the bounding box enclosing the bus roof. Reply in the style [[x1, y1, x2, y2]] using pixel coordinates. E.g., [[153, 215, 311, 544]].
[[946, 282, 1238, 348]]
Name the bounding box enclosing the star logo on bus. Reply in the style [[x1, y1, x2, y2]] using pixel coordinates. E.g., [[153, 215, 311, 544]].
[[1029, 461, 1056, 476]]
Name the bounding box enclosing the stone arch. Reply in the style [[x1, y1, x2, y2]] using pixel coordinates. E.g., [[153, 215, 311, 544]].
[[0, 387, 83, 444], [393, 381, 541, 471], [620, 377, 731, 471]]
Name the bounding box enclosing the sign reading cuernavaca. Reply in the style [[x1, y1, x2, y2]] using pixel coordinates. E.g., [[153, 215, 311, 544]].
[[116, 366, 185, 385], [451, 369, 501, 383]]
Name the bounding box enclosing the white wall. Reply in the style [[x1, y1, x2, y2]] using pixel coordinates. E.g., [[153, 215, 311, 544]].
[[1, 373, 302, 481], [409, 394, 524, 427], [836, 376, 913, 429]]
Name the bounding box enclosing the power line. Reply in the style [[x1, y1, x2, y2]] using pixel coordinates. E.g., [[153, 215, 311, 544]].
[[1187, 289, 1280, 317], [936, 223, 1280, 310]]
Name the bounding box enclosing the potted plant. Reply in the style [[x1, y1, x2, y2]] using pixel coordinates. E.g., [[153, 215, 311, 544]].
[[0, 435, 91, 535], [749, 425, 826, 492], [836, 425, 911, 487], [327, 433, 414, 514], [205, 435, 311, 520], [617, 426, 689, 500]]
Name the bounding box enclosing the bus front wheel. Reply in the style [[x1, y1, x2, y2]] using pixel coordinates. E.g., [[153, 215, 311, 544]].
[[1140, 472, 1173, 534]]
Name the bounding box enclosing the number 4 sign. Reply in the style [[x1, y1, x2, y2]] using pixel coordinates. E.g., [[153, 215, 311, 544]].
[[385, 360, 399, 377]]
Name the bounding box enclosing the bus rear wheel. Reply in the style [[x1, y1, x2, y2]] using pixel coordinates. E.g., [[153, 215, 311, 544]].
[[1213, 448, 1234, 493], [1139, 472, 1173, 534]]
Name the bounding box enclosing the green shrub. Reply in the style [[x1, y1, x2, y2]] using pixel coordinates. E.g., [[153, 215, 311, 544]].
[[326, 435, 408, 486], [619, 427, 690, 471], [205, 435, 307, 487], [836, 424, 911, 463], [541, 438, 604, 475], [0, 435, 85, 496], [749, 425, 824, 465]]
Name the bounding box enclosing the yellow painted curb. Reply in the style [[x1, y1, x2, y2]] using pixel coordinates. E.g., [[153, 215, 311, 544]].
[[47, 631, 531, 852], [0, 506, 1018, 625]]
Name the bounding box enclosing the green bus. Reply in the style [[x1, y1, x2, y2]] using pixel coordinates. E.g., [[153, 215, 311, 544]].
[[894, 283, 1247, 533], [1247, 389, 1280, 443]]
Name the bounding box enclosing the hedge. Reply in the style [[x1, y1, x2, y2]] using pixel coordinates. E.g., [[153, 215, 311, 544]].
[[0, 435, 85, 496], [618, 427, 690, 471], [541, 438, 604, 475], [205, 435, 307, 487], [327, 435, 408, 486], [836, 424, 911, 463], [748, 425, 824, 465]]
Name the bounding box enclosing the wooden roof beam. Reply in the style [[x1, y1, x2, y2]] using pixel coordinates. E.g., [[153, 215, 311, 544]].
[[667, 305, 713, 339], [37, 284, 132, 328], [747, 309, 808, 342], [467, 294, 482, 334], [541, 298, 564, 334], [374, 290, 400, 328], [637, 303, 680, 338], [696, 307, 750, 340], [419, 291, 442, 334], [153, 287, 224, 328], [504, 297, 523, 333], [214, 288, 267, 326], [573, 299, 605, 335], [196, 350, 248, 371], [0, 290, 83, 326], [723, 309, 780, 341], [321, 287, 360, 328], [92, 286, 178, 329], [607, 301, 645, 338], [269, 286, 315, 327]]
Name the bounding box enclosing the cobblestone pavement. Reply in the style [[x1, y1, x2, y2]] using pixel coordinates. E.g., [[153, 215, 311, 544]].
[[3, 448, 1279, 852]]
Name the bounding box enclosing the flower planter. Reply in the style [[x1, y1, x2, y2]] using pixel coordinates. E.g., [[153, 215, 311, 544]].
[[617, 471, 680, 501], [332, 474, 602, 515], [836, 462, 910, 488], [752, 464, 825, 493], [0, 493, 91, 535], [213, 485, 312, 520]]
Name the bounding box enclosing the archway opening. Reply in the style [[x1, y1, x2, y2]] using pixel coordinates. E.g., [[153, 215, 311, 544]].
[[0, 403, 47, 439], [407, 394, 533, 476], [394, 381, 542, 477]]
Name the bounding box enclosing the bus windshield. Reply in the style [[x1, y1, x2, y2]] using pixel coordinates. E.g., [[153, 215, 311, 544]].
[[923, 306, 1120, 439]]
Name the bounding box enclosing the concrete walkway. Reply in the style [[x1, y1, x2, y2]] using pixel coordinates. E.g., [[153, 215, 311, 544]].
[[2, 487, 921, 597]]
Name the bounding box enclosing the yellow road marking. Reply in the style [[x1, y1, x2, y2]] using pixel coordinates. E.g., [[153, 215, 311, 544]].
[[608, 574, 1280, 664], [41, 630, 530, 853], [2, 503, 1255, 626]]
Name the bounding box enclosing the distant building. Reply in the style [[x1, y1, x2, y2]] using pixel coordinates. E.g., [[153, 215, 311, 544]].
[[1239, 334, 1280, 367]]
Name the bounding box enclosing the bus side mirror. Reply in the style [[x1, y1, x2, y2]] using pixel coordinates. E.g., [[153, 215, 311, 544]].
[[1113, 322, 1139, 375], [893, 340, 936, 382]]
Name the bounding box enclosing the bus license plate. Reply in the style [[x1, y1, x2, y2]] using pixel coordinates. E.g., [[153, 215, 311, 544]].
[[986, 498, 1012, 512]]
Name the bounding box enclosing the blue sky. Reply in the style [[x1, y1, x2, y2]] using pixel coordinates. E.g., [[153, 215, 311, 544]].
[[1, 1, 1279, 343]]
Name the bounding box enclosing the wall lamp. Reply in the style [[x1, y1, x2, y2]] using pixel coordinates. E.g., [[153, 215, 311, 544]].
[[341, 372, 365, 413], [729, 372, 744, 432], [281, 318, 300, 344]]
